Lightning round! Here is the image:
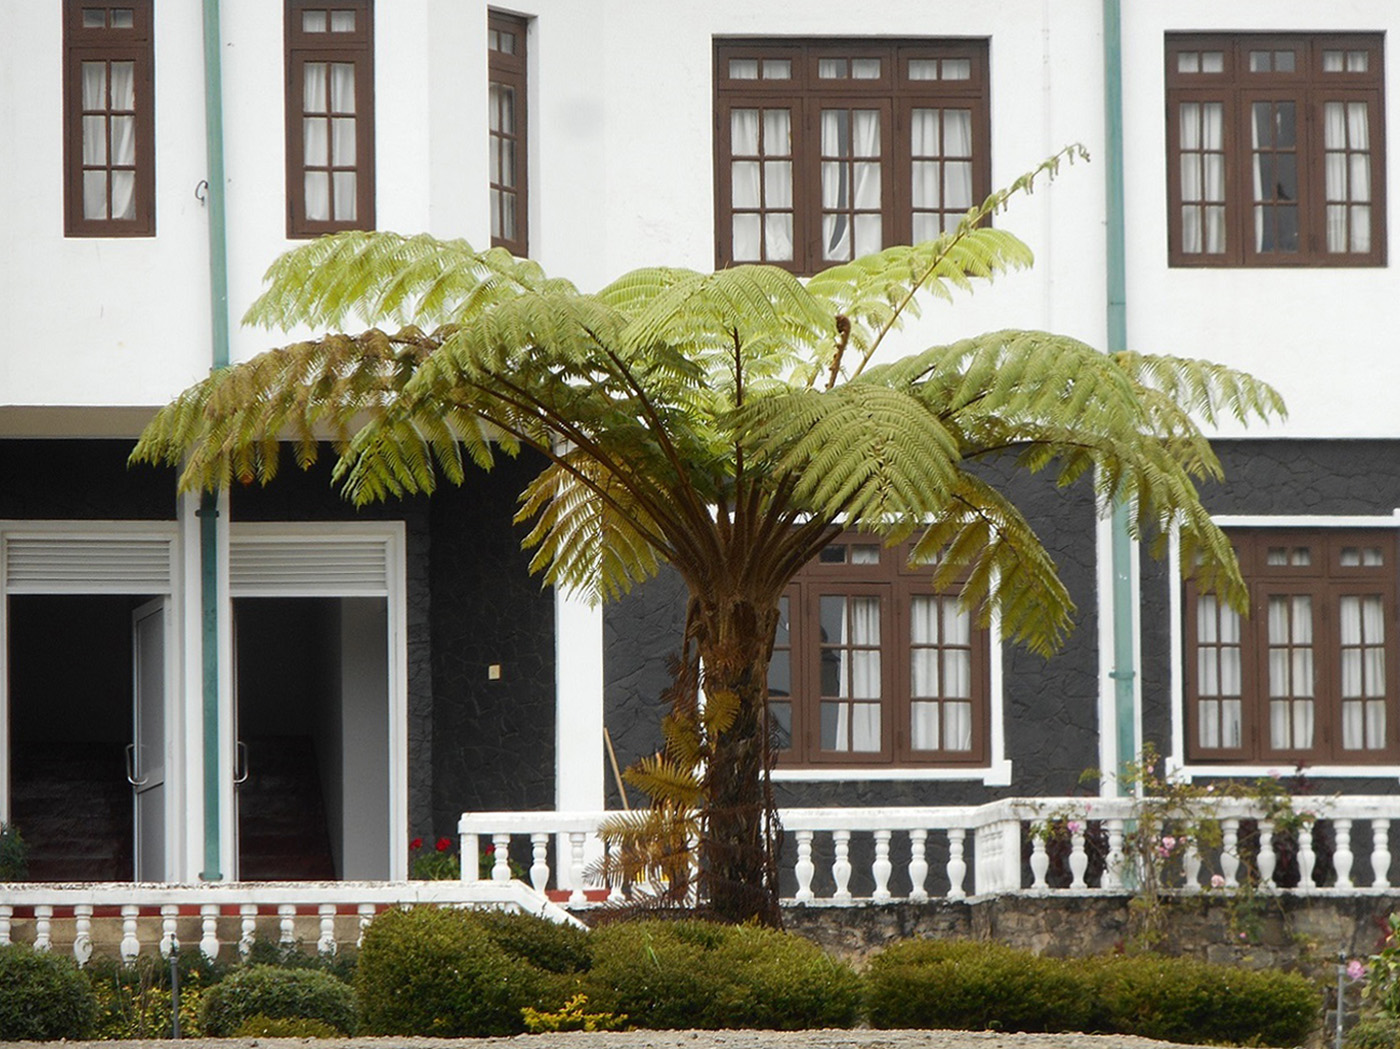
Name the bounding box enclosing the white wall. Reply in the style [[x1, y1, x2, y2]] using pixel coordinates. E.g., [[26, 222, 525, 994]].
[[1, 0, 1394, 437]]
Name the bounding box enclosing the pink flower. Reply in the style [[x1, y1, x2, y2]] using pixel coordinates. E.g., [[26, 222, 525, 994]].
[[1067, 820, 1084, 834], [1162, 835, 1176, 851], [1348, 960, 1367, 982], [1268, 769, 1282, 780], [1210, 874, 1226, 888]]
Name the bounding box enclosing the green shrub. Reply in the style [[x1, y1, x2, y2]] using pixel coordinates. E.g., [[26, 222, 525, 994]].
[[584, 920, 860, 1030], [865, 940, 1319, 1046], [0, 824, 27, 881], [1348, 1014, 1400, 1049], [0, 944, 97, 1041], [866, 939, 1094, 1034], [472, 908, 592, 974], [88, 956, 210, 1039], [355, 906, 564, 1036], [1088, 953, 1318, 1047], [242, 936, 358, 983], [201, 964, 356, 1036], [233, 1013, 341, 1038]]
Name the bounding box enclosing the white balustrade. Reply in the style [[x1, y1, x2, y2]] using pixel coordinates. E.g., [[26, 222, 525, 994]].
[[908, 829, 929, 902], [318, 904, 337, 956], [1335, 819, 1355, 889], [1374, 819, 1392, 889], [1257, 820, 1276, 889], [74, 904, 94, 966]]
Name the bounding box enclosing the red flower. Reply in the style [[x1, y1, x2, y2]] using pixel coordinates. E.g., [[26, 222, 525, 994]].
[[409, 837, 423, 850], [435, 837, 452, 852], [485, 844, 496, 855]]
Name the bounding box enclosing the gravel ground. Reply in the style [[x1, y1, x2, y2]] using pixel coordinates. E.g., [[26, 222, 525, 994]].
[[1, 1033, 1220, 1049]]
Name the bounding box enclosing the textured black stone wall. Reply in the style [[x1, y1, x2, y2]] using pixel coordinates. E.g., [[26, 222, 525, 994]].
[[229, 454, 437, 837], [603, 462, 1102, 810], [1141, 439, 1400, 793], [0, 440, 176, 519], [428, 450, 557, 834]]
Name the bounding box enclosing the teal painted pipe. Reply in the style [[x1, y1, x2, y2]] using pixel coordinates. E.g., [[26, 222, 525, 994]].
[[1103, 0, 1138, 790], [199, 0, 230, 880]]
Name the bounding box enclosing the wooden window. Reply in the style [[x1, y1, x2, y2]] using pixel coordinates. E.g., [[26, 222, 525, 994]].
[[715, 39, 990, 274], [285, 0, 375, 238], [488, 10, 528, 256], [63, 0, 155, 237], [1166, 34, 1386, 267], [769, 535, 990, 768], [1185, 530, 1400, 764]]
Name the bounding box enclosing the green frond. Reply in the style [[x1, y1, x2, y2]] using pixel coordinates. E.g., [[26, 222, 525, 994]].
[[243, 232, 564, 332], [621, 754, 704, 810]]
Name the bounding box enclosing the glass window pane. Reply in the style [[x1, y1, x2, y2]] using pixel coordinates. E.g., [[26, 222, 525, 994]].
[[942, 59, 970, 80], [304, 63, 328, 112], [1178, 52, 1200, 74], [853, 162, 881, 208], [731, 110, 759, 155], [82, 170, 108, 220], [304, 117, 328, 165], [304, 171, 330, 221], [110, 170, 135, 219], [82, 115, 107, 165], [729, 58, 759, 79], [82, 62, 107, 109], [330, 63, 356, 113], [330, 117, 356, 167], [1349, 50, 1369, 72], [767, 650, 790, 698], [911, 701, 939, 749], [820, 702, 842, 750], [851, 705, 881, 750], [908, 58, 938, 80], [765, 160, 792, 207], [853, 213, 881, 256], [731, 161, 760, 208], [110, 114, 135, 165], [82, 9, 106, 28], [333, 171, 357, 220], [819, 596, 845, 647], [1275, 50, 1295, 73], [1324, 50, 1345, 72], [763, 213, 793, 261], [852, 111, 880, 157], [302, 9, 327, 32], [819, 58, 846, 79], [1250, 51, 1271, 72], [945, 702, 973, 749], [852, 58, 880, 79], [109, 62, 135, 109], [761, 59, 791, 80], [762, 109, 791, 155], [1202, 51, 1224, 73], [768, 701, 792, 750], [329, 9, 356, 31], [732, 214, 760, 261]]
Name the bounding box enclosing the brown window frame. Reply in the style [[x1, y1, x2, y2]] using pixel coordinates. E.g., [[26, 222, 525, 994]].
[[1166, 33, 1386, 267], [488, 10, 529, 256], [284, 0, 376, 238], [769, 534, 991, 769], [1185, 529, 1400, 765], [63, 0, 156, 237], [714, 39, 991, 275]]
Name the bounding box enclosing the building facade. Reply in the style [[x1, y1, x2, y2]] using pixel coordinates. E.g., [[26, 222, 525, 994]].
[[0, 0, 1396, 887]]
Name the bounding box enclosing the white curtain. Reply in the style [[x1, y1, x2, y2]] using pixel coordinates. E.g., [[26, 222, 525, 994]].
[[1341, 595, 1385, 749], [942, 109, 972, 216], [1324, 101, 1371, 252], [825, 596, 881, 752], [1180, 102, 1224, 253], [730, 109, 792, 261], [821, 109, 881, 260], [303, 63, 330, 221], [330, 63, 357, 220], [80, 61, 137, 221]]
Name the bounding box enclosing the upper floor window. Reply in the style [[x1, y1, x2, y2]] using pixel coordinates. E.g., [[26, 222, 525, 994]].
[[1166, 34, 1386, 267], [285, 1, 375, 238], [1186, 530, 1399, 765], [769, 535, 990, 768], [488, 10, 528, 256], [714, 39, 990, 274], [63, 0, 155, 237]]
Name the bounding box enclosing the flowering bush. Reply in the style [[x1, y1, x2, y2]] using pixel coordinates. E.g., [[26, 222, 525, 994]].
[[409, 836, 460, 880]]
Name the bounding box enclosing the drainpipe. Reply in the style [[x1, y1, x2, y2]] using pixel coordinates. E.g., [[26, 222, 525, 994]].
[[199, 0, 230, 880], [1103, 0, 1138, 792]]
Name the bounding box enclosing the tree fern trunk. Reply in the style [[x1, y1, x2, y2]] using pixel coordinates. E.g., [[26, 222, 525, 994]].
[[691, 594, 784, 927]]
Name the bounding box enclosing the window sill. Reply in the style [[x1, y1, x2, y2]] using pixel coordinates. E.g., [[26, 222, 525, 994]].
[[1166, 757, 1400, 781], [772, 759, 1012, 785]]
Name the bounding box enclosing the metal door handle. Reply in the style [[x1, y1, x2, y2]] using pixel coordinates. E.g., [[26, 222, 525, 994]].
[[234, 740, 250, 785], [125, 743, 149, 787]]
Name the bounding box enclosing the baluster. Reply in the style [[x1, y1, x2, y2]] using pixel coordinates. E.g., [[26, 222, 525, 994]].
[[832, 831, 853, 903], [492, 834, 512, 881], [73, 905, 94, 967], [1069, 828, 1088, 889], [872, 830, 893, 902], [357, 904, 375, 948], [1257, 820, 1277, 889], [120, 904, 140, 963], [568, 832, 588, 906], [1183, 839, 1202, 892], [460, 833, 479, 881], [0, 905, 11, 946], [908, 830, 929, 902], [530, 833, 550, 893], [160, 905, 178, 958], [239, 904, 258, 958], [946, 829, 967, 900], [1298, 824, 1317, 889], [1335, 819, 1354, 889], [1104, 819, 1125, 890], [318, 904, 337, 956], [1373, 819, 1392, 889], [1029, 834, 1050, 889], [605, 841, 625, 903], [794, 831, 816, 902], [278, 904, 296, 944], [200, 904, 220, 960], [34, 905, 52, 951], [1221, 819, 1240, 888]]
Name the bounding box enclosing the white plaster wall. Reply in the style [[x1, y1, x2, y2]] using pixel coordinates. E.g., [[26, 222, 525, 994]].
[[1, 0, 1395, 439], [1121, 1, 1400, 439]]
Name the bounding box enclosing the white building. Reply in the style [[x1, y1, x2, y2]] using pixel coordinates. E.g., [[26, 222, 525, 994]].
[[0, 0, 1396, 912]]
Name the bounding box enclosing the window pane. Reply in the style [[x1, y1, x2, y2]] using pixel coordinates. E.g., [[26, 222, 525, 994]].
[[851, 704, 880, 750], [761, 59, 791, 80], [762, 109, 791, 155], [768, 700, 792, 750], [818, 58, 846, 79], [908, 58, 938, 80], [911, 701, 939, 749], [732, 214, 760, 261], [82, 8, 106, 27], [1202, 51, 1223, 73], [765, 160, 792, 207], [942, 58, 970, 80], [729, 58, 758, 79], [330, 63, 356, 113], [304, 63, 328, 112], [110, 115, 135, 165], [333, 171, 357, 219], [732, 161, 760, 208], [109, 62, 135, 110], [82, 115, 107, 165], [945, 702, 972, 749], [304, 117, 328, 165], [329, 9, 355, 31], [763, 213, 793, 261], [731, 109, 759, 155], [82, 169, 108, 220], [303, 9, 327, 32], [111, 7, 133, 26], [82, 61, 107, 109], [852, 58, 880, 79], [110, 170, 135, 219], [305, 171, 331, 221]]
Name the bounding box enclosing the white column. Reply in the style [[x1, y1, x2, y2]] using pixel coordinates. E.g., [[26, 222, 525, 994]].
[[554, 591, 604, 890]]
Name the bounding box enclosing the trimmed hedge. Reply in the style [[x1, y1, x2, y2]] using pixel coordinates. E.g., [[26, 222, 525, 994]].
[[201, 964, 356, 1036], [355, 906, 568, 1036], [584, 920, 860, 1031], [0, 944, 98, 1041], [866, 939, 1318, 1047]]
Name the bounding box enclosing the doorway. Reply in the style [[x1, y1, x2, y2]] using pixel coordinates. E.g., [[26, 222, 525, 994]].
[[7, 593, 166, 881], [232, 597, 390, 880]]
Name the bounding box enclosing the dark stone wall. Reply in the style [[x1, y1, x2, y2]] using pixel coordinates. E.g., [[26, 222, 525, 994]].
[[1141, 439, 1400, 793], [428, 450, 557, 833], [0, 439, 176, 519], [602, 462, 1102, 810]]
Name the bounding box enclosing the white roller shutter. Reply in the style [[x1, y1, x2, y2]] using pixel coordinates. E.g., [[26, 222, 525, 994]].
[[228, 537, 390, 596], [3, 534, 175, 594]]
